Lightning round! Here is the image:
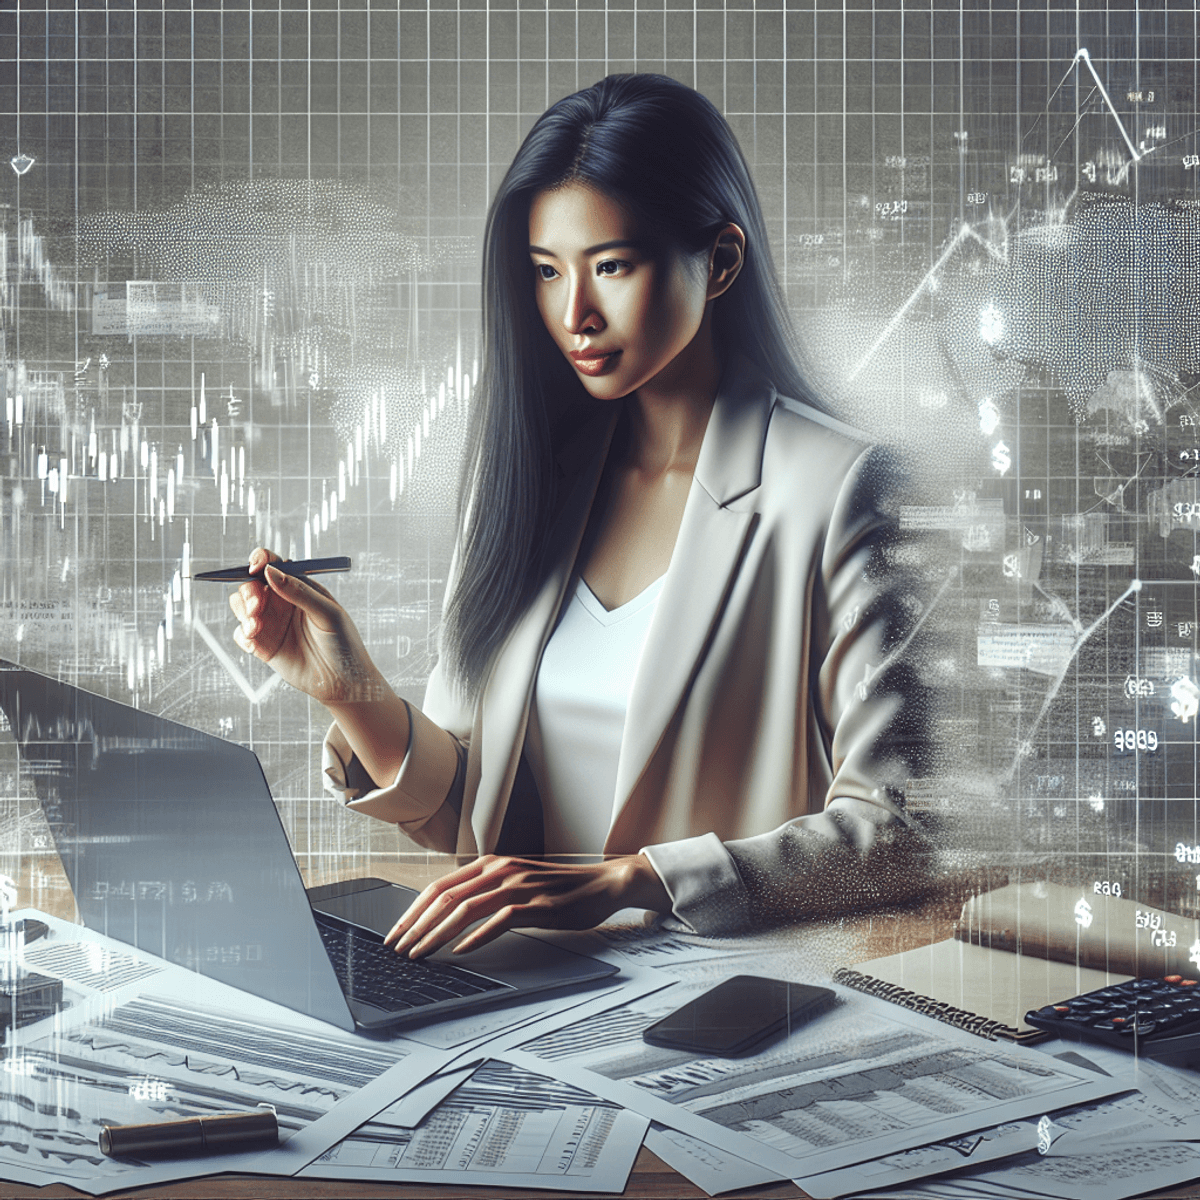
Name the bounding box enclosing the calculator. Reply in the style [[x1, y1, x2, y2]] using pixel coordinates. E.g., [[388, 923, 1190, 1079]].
[[1026, 975, 1200, 1066]]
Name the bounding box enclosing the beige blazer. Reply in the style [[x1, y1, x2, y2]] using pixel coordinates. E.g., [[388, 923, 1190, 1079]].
[[325, 357, 931, 933]]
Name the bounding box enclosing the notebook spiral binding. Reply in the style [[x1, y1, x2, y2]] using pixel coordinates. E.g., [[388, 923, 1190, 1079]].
[[833, 967, 1019, 1042]]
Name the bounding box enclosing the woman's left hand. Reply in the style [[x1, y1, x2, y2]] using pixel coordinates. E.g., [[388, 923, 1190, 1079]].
[[384, 854, 672, 958]]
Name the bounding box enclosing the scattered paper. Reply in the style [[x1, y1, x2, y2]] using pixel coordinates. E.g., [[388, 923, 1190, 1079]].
[[0, 911, 455, 1195], [499, 981, 1124, 1180], [838, 1068, 1200, 1200], [300, 1059, 648, 1192], [964, 1142, 1200, 1200], [645, 1122, 785, 1194]]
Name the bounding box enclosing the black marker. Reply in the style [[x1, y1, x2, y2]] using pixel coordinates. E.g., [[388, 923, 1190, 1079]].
[[191, 556, 351, 583]]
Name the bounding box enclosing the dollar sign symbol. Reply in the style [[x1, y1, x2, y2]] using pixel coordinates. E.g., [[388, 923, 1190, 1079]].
[[1037, 1115, 1054, 1155], [1074, 897, 1093, 929], [992, 440, 1012, 475], [0, 874, 16, 919]]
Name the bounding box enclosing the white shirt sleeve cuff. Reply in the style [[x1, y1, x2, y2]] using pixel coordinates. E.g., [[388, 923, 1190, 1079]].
[[640, 832, 752, 936]]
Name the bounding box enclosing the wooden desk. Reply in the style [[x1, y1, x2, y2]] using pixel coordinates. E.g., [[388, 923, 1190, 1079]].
[[5, 1151, 804, 1200], [7, 856, 1198, 1200]]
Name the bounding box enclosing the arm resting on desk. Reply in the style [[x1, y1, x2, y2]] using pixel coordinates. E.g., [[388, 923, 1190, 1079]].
[[643, 799, 930, 937]]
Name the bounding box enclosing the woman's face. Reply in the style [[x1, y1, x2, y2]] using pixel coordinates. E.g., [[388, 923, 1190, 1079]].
[[528, 182, 712, 402]]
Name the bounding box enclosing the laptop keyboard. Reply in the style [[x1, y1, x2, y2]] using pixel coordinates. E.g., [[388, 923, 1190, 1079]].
[[314, 913, 506, 1012]]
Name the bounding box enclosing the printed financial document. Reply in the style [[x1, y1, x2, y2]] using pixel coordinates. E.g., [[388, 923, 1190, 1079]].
[[806, 1057, 1200, 1200], [497, 981, 1124, 1181], [864, 1141, 1200, 1200], [294, 967, 673, 1189], [950, 1064, 1200, 1200], [0, 910, 454, 1195], [794, 1092, 1125, 1198], [300, 1058, 648, 1192]]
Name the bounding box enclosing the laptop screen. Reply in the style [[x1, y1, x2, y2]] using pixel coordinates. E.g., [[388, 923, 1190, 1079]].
[[0, 660, 354, 1029]]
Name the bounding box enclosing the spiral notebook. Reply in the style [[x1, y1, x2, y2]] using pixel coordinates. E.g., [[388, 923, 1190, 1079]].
[[836, 882, 1200, 1042]]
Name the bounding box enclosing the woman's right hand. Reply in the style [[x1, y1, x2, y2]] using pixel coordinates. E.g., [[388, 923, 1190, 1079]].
[[229, 548, 385, 706]]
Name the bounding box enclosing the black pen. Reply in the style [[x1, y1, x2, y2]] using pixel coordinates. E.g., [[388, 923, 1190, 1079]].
[[191, 556, 352, 583]]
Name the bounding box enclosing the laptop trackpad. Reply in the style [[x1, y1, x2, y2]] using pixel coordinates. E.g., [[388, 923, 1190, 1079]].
[[309, 879, 420, 937]]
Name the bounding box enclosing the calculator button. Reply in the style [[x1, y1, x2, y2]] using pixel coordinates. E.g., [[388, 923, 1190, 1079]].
[[1029, 1006, 1068, 1022], [1114, 1017, 1155, 1034]]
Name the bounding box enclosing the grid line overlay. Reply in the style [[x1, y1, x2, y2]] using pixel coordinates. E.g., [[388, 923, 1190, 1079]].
[[1, 2, 1200, 917]]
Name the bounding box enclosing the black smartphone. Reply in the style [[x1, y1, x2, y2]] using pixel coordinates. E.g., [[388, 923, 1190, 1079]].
[[642, 975, 837, 1057]]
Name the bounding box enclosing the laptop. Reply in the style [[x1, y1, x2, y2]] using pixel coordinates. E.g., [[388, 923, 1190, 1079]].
[[0, 659, 616, 1032]]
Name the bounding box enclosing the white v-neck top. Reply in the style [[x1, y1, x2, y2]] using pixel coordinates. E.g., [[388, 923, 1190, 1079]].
[[525, 574, 665, 856]]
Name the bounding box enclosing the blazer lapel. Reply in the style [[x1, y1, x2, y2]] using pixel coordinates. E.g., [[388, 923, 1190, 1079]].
[[609, 360, 776, 840], [468, 408, 618, 854]]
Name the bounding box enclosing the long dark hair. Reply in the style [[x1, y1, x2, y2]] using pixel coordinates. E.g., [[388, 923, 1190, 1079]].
[[442, 73, 814, 697]]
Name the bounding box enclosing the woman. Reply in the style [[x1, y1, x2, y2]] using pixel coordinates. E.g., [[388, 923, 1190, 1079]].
[[230, 74, 932, 960]]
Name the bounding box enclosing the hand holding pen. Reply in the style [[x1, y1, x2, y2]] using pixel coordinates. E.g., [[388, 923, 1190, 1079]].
[[226, 548, 387, 706], [194, 555, 351, 583]]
